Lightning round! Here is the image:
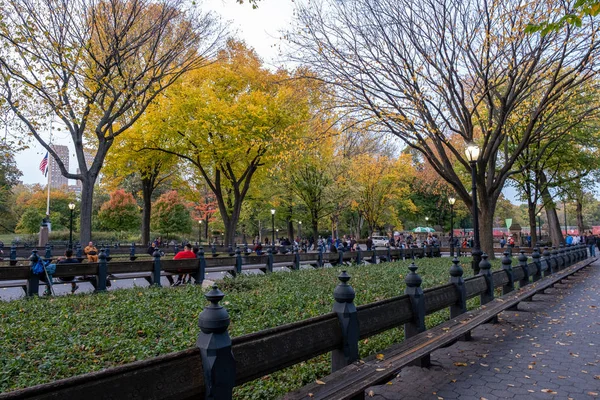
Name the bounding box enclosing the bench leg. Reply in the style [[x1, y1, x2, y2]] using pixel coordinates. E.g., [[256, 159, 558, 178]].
[[409, 354, 431, 368]]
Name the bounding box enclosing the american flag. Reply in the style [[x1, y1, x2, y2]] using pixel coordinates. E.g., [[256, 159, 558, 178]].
[[39, 152, 48, 177]]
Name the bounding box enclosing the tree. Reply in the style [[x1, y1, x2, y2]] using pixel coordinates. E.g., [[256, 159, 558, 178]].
[[0, 142, 22, 232], [289, 0, 600, 256], [97, 189, 141, 232], [103, 129, 179, 245], [0, 0, 224, 243], [151, 191, 192, 238], [348, 153, 414, 236], [144, 40, 317, 245], [14, 187, 77, 232]]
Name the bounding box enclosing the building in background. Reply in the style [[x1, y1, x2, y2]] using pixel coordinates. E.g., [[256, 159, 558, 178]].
[[49, 144, 69, 189]]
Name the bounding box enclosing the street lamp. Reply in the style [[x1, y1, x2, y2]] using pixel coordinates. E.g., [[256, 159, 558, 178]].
[[271, 209, 275, 246], [465, 142, 481, 274], [298, 220, 302, 239], [425, 216, 429, 224], [198, 220, 203, 244], [536, 211, 542, 245], [68, 202, 75, 249], [448, 197, 456, 257]]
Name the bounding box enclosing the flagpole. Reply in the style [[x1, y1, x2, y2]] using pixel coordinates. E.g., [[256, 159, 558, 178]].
[[46, 157, 51, 216]]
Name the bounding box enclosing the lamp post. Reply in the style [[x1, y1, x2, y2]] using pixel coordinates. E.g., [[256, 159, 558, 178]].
[[425, 216, 429, 225], [563, 198, 568, 239], [68, 202, 75, 249], [271, 209, 275, 246], [465, 142, 481, 274], [537, 211, 542, 245], [448, 197, 456, 257], [198, 220, 202, 244], [298, 220, 302, 239]]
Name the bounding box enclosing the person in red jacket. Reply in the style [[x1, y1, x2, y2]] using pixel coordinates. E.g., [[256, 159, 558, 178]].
[[173, 243, 196, 286]]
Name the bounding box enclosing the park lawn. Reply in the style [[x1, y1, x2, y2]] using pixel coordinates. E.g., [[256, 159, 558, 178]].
[[0, 257, 500, 399]]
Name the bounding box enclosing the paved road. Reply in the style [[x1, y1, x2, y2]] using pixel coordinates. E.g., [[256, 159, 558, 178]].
[[367, 261, 600, 399]]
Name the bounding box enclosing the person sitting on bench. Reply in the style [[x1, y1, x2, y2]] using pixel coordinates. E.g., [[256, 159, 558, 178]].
[[84, 242, 98, 262], [57, 249, 79, 294], [173, 243, 196, 286]]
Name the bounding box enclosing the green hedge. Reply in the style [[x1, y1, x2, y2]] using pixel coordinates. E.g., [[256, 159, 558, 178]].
[[0, 257, 499, 398]]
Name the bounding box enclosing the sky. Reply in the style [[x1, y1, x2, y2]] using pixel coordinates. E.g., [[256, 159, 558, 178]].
[[13, 0, 522, 202]]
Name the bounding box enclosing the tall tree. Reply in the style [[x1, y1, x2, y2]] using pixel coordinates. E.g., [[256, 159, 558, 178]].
[[0, 0, 223, 243], [144, 40, 317, 245], [289, 0, 600, 256]]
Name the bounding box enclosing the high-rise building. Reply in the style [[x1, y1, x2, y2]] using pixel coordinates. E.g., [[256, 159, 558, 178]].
[[49, 145, 69, 189]]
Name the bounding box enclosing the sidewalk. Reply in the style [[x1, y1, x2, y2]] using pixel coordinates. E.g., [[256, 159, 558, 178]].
[[368, 261, 600, 399]]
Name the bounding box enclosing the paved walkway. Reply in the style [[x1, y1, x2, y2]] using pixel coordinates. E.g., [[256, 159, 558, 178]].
[[368, 261, 600, 400]]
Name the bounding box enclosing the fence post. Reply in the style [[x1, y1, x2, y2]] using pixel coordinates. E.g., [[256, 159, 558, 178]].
[[355, 245, 362, 265], [331, 271, 360, 372], [266, 246, 274, 273], [293, 248, 300, 271], [502, 250, 514, 295], [479, 253, 493, 305], [95, 249, 108, 292], [518, 251, 529, 288], [44, 243, 52, 260], [531, 247, 542, 282], [10, 245, 17, 266], [449, 257, 466, 317], [151, 248, 162, 287], [130, 243, 137, 261], [404, 262, 429, 367], [386, 245, 392, 262], [542, 247, 551, 277], [195, 247, 206, 285], [338, 244, 344, 266], [76, 243, 83, 260], [211, 243, 217, 257], [550, 247, 559, 273], [26, 250, 40, 297], [228, 244, 235, 257], [558, 245, 566, 270], [197, 285, 235, 400]]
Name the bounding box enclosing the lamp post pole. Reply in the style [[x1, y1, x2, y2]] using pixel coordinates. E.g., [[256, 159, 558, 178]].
[[563, 199, 568, 239], [298, 221, 302, 239], [199, 220, 202, 244], [448, 197, 456, 257], [537, 212, 542, 245], [68, 202, 75, 249], [465, 143, 482, 274], [271, 209, 275, 246]]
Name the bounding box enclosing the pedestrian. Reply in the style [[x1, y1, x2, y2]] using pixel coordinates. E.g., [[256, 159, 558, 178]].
[[585, 232, 596, 257], [366, 237, 373, 251], [500, 236, 506, 248]]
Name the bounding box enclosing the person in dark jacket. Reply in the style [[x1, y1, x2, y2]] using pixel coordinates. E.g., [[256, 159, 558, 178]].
[[57, 249, 80, 294]]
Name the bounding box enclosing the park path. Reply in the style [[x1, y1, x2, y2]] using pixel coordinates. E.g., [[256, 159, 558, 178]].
[[367, 261, 600, 400]]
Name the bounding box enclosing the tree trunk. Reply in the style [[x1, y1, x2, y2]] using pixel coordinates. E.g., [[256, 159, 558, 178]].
[[528, 205, 538, 248], [479, 203, 495, 258], [79, 177, 95, 244], [141, 179, 153, 246], [576, 198, 584, 234], [539, 172, 564, 246], [224, 218, 237, 247], [287, 219, 294, 241], [311, 214, 319, 243]]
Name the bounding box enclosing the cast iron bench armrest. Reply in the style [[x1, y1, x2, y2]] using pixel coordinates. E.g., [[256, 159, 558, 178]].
[[282, 257, 596, 400]]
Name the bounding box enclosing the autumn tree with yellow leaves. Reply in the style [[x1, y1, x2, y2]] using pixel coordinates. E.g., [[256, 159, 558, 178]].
[[141, 40, 318, 245]]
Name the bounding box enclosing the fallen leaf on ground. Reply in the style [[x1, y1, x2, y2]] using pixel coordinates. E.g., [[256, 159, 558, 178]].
[[376, 354, 385, 360], [541, 389, 557, 394], [316, 380, 326, 385], [454, 362, 468, 367], [367, 390, 375, 397]]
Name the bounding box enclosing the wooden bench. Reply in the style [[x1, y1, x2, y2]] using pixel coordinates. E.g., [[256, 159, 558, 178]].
[[283, 255, 596, 399]]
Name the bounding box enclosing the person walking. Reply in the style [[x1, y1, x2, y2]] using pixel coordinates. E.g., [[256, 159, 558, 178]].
[[585, 232, 596, 257]]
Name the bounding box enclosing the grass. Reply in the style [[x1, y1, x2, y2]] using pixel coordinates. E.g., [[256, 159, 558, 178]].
[[0, 256, 501, 399]]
